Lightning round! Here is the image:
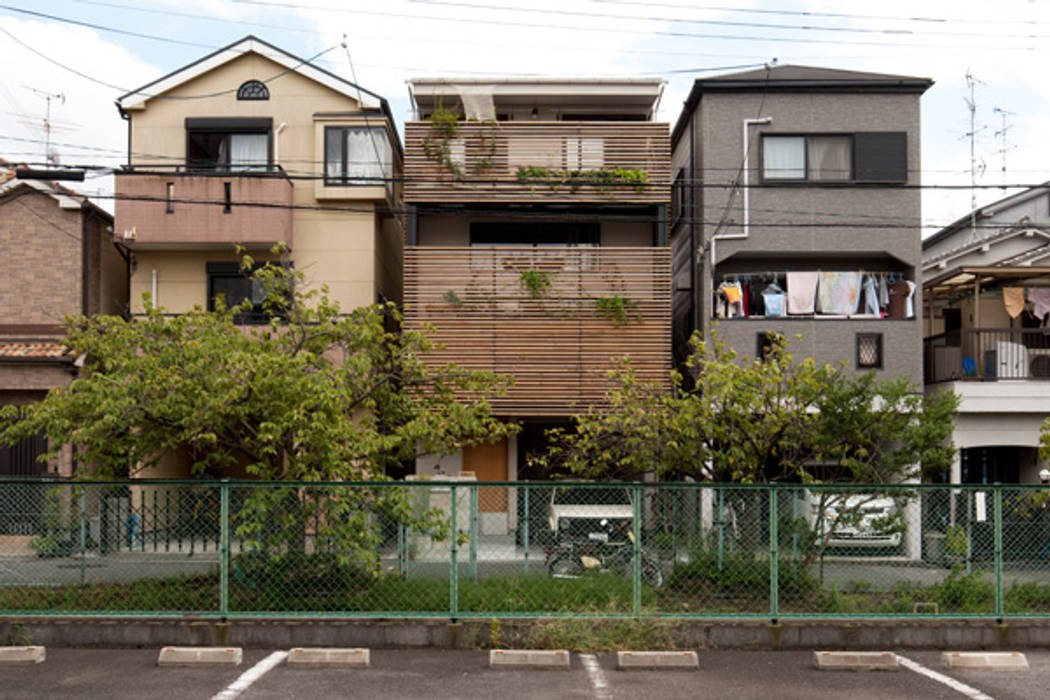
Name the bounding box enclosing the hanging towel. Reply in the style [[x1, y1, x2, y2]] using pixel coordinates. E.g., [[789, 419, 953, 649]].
[[816, 271, 862, 315], [786, 272, 818, 315], [1028, 287, 1050, 321], [904, 280, 916, 318], [879, 274, 889, 307], [762, 282, 785, 317], [748, 280, 765, 316], [863, 275, 880, 315], [1003, 287, 1025, 319]]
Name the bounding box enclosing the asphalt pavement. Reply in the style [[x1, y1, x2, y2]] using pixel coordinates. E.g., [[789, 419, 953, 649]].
[[2, 648, 1047, 700]]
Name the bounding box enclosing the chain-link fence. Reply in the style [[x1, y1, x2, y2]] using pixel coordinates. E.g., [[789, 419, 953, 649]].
[[0, 479, 1048, 619]]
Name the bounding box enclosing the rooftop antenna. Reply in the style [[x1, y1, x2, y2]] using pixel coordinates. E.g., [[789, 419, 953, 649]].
[[992, 106, 1015, 192], [21, 86, 65, 164], [963, 71, 986, 244]]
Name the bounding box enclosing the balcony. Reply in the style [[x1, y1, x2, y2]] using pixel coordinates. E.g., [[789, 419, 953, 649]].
[[404, 246, 671, 415], [114, 170, 293, 249], [925, 328, 1050, 383], [403, 121, 670, 204]]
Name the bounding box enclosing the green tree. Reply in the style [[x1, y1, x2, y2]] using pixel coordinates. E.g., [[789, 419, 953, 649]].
[[0, 255, 515, 562], [537, 330, 957, 483]]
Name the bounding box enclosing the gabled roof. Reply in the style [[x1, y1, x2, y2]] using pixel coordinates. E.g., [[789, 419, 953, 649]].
[[671, 63, 933, 146], [0, 158, 111, 219], [923, 183, 1050, 249], [116, 36, 386, 112], [0, 341, 72, 363]]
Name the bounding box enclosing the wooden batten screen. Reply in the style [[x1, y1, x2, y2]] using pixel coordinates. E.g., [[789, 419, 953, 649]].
[[404, 246, 671, 416], [403, 122, 671, 204]]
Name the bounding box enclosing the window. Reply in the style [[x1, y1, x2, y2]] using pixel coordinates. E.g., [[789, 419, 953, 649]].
[[756, 331, 780, 362], [324, 126, 392, 185], [671, 169, 686, 228], [236, 80, 269, 100], [186, 118, 271, 171], [856, 333, 883, 369], [206, 262, 289, 325], [761, 132, 906, 183]]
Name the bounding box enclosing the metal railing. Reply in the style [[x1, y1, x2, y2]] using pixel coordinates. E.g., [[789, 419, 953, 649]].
[[1, 480, 1048, 620], [925, 328, 1050, 383]]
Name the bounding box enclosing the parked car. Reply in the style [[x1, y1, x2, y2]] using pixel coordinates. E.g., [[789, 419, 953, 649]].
[[807, 492, 904, 550]]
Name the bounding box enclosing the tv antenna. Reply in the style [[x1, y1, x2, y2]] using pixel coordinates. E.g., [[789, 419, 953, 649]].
[[20, 86, 69, 165], [992, 107, 1015, 191], [963, 71, 987, 243]]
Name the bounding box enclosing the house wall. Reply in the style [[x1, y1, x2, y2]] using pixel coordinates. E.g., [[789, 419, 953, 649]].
[[417, 215, 651, 247], [0, 189, 83, 326], [672, 88, 925, 384], [125, 52, 399, 313]]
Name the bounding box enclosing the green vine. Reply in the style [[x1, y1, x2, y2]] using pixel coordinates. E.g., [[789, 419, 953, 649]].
[[442, 290, 463, 306], [422, 105, 498, 177], [516, 166, 649, 194], [519, 269, 553, 299], [595, 296, 640, 326]]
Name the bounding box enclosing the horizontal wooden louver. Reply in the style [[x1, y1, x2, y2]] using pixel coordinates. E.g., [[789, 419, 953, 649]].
[[404, 246, 671, 416], [403, 122, 671, 204]]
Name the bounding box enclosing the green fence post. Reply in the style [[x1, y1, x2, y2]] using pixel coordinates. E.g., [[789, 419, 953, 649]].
[[78, 488, 87, 585], [633, 483, 642, 618], [522, 487, 530, 575], [769, 487, 779, 622], [219, 480, 229, 620], [994, 485, 1004, 620], [450, 483, 459, 620], [716, 488, 724, 572], [469, 483, 478, 582]]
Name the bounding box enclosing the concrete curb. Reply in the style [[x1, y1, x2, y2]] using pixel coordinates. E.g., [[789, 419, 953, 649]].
[[942, 651, 1030, 670], [157, 646, 242, 666], [5, 618, 1050, 650], [287, 647, 370, 668], [0, 646, 45, 665], [616, 651, 699, 670], [813, 651, 899, 671], [489, 649, 570, 669]]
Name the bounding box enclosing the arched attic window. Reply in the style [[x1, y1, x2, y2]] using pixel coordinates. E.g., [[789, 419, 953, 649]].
[[237, 80, 270, 101]]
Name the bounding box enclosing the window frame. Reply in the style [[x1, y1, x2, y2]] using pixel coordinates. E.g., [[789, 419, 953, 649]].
[[205, 261, 291, 325], [759, 132, 908, 185], [323, 125, 393, 186], [236, 80, 270, 101], [856, 332, 884, 370], [185, 117, 272, 172], [671, 168, 686, 229]]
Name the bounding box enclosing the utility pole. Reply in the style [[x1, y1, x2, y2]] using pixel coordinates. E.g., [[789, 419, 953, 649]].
[[993, 107, 1015, 192]]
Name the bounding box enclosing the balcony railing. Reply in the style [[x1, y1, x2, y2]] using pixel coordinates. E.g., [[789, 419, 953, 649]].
[[403, 121, 670, 204], [404, 246, 671, 415], [924, 328, 1050, 383], [114, 171, 293, 248]]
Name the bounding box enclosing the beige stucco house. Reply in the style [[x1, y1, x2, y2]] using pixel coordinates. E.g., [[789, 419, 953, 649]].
[[113, 36, 403, 477]]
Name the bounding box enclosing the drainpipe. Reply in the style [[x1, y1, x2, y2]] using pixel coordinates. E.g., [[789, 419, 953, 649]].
[[273, 122, 287, 168], [151, 267, 158, 307], [709, 117, 772, 279]]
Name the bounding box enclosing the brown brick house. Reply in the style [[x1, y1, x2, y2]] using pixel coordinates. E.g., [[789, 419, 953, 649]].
[[0, 159, 127, 477]]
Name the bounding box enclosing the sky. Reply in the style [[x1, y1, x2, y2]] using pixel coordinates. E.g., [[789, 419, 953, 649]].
[[1, 0, 1049, 235]]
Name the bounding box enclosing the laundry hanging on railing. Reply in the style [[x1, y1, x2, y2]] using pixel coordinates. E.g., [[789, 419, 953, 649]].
[[715, 270, 911, 319]]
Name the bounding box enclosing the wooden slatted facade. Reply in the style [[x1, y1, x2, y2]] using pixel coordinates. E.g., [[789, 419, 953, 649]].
[[403, 122, 671, 204], [404, 246, 671, 415]]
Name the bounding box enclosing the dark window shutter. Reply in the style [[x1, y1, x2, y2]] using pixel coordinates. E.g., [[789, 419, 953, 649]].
[[854, 132, 907, 183]]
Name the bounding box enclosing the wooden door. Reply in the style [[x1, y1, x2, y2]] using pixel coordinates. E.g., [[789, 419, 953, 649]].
[[462, 438, 508, 512]]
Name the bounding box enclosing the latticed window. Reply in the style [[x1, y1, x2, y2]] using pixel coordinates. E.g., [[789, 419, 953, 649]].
[[856, 333, 883, 369], [237, 80, 269, 100]]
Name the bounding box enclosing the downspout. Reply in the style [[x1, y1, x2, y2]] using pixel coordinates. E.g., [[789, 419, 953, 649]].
[[81, 211, 90, 316], [273, 122, 287, 168], [709, 116, 772, 285], [112, 241, 131, 319], [151, 268, 158, 307], [115, 102, 131, 168]]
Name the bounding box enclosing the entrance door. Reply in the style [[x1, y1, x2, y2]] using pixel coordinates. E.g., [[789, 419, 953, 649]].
[[462, 438, 508, 512]]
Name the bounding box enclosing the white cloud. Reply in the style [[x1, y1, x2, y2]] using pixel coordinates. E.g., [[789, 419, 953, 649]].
[[0, 17, 161, 212]]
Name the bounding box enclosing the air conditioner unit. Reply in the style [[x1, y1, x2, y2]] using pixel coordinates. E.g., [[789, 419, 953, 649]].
[[122, 227, 136, 241], [996, 341, 1027, 379], [1028, 347, 1050, 378]]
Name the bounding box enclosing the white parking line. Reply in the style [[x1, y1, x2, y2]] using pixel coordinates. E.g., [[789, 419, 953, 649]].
[[210, 650, 287, 700], [579, 653, 611, 700], [897, 655, 995, 700]]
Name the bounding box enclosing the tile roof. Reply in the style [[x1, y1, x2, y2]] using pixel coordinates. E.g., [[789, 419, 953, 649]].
[[0, 341, 73, 361]]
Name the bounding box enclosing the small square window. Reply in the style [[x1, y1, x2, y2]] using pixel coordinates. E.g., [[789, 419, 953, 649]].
[[856, 333, 883, 369]]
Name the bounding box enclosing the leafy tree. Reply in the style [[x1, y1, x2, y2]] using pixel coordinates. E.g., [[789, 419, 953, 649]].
[[0, 254, 515, 564]]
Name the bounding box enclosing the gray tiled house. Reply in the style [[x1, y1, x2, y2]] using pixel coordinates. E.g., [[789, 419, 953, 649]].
[[669, 65, 932, 383]]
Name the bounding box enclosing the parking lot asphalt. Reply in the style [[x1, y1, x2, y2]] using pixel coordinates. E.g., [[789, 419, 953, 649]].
[[2, 648, 1046, 700]]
